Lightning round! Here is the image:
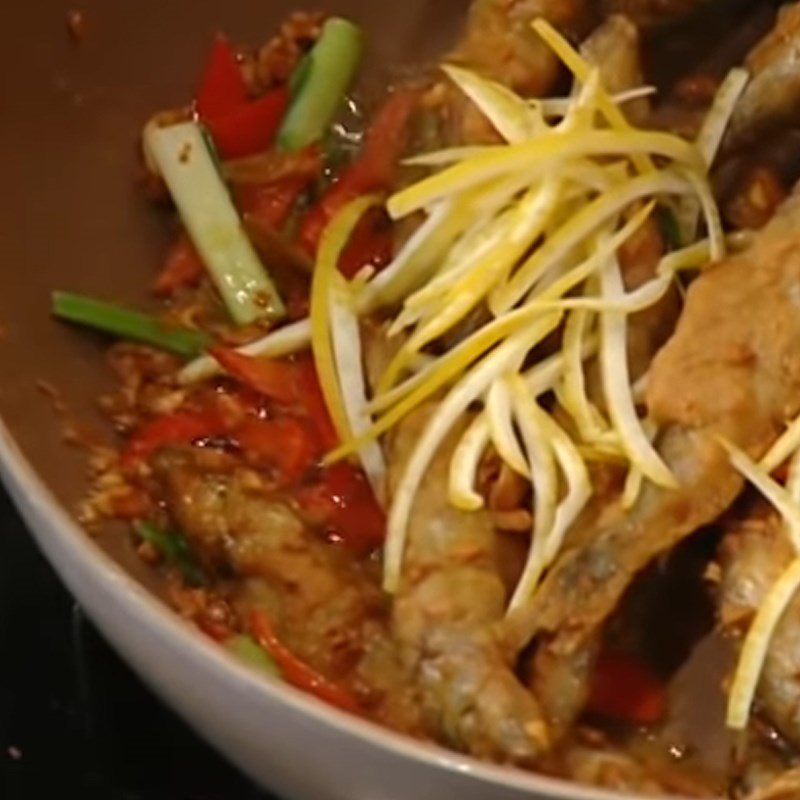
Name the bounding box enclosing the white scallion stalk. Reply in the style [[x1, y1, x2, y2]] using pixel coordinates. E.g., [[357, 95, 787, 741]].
[[697, 69, 750, 167], [528, 202, 655, 307], [537, 86, 656, 117], [177, 319, 311, 384], [403, 146, 497, 167], [599, 248, 677, 488], [679, 166, 726, 261], [723, 435, 800, 732], [391, 178, 562, 369], [720, 438, 800, 552], [507, 376, 559, 611], [447, 337, 599, 511], [329, 280, 387, 500], [360, 200, 460, 310], [532, 274, 672, 314], [761, 414, 800, 475], [621, 465, 644, 510], [621, 420, 657, 510], [448, 415, 492, 511], [541, 413, 592, 564], [487, 378, 530, 477], [676, 68, 748, 243], [727, 557, 800, 731], [145, 122, 284, 325], [442, 64, 545, 144], [559, 310, 608, 443]]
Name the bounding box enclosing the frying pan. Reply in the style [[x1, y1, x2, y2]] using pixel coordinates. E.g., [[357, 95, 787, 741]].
[[0, 1, 767, 798]]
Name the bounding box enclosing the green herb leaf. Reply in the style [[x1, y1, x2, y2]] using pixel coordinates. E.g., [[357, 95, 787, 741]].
[[52, 291, 210, 359]]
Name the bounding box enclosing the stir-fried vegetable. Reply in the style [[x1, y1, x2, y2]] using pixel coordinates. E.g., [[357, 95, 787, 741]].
[[203, 89, 289, 160], [52, 291, 210, 358], [194, 35, 248, 119], [598, 247, 675, 489], [194, 35, 290, 159], [176, 20, 743, 613], [278, 18, 364, 153], [145, 121, 285, 324]]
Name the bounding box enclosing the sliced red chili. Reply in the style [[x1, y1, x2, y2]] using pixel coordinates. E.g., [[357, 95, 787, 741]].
[[209, 350, 336, 450], [233, 416, 319, 482], [203, 88, 289, 160], [237, 176, 309, 231], [290, 356, 338, 450], [250, 610, 361, 713], [587, 651, 667, 726], [122, 409, 228, 467], [210, 347, 299, 405], [298, 88, 418, 255], [337, 206, 393, 279], [152, 233, 205, 296], [195, 34, 249, 119], [297, 462, 385, 550]]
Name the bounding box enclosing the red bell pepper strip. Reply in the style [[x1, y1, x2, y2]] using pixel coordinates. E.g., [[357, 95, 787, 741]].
[[195, 34, 249, 119], [337, 207, 393, 279], [586, 651, 667, 725], [236, 176, 309, 231], [290, 356, 338, 450], [212, 350, 337, 448], [297, 462, 385, 550], [233, 416, 319, 482], [153, 233, 205, 296], [203, 88, 289, 160], [250, 610, 361, 713], [122, 409, 228, 467], [298, 89, 418, 255], [210, 347, 301, 405]]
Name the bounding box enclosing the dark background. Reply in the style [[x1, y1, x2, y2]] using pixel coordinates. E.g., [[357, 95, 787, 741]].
[[0, 485, 269, 800]]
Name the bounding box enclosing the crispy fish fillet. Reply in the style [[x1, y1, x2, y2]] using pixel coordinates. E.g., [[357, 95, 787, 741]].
[[389, 407, 551, 763], [154, 447, 420, 730], [452, 0, 589, 95], [725, 3, 800, 151], [601, 0, 718, 29], [509, 184, 800, 738]]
